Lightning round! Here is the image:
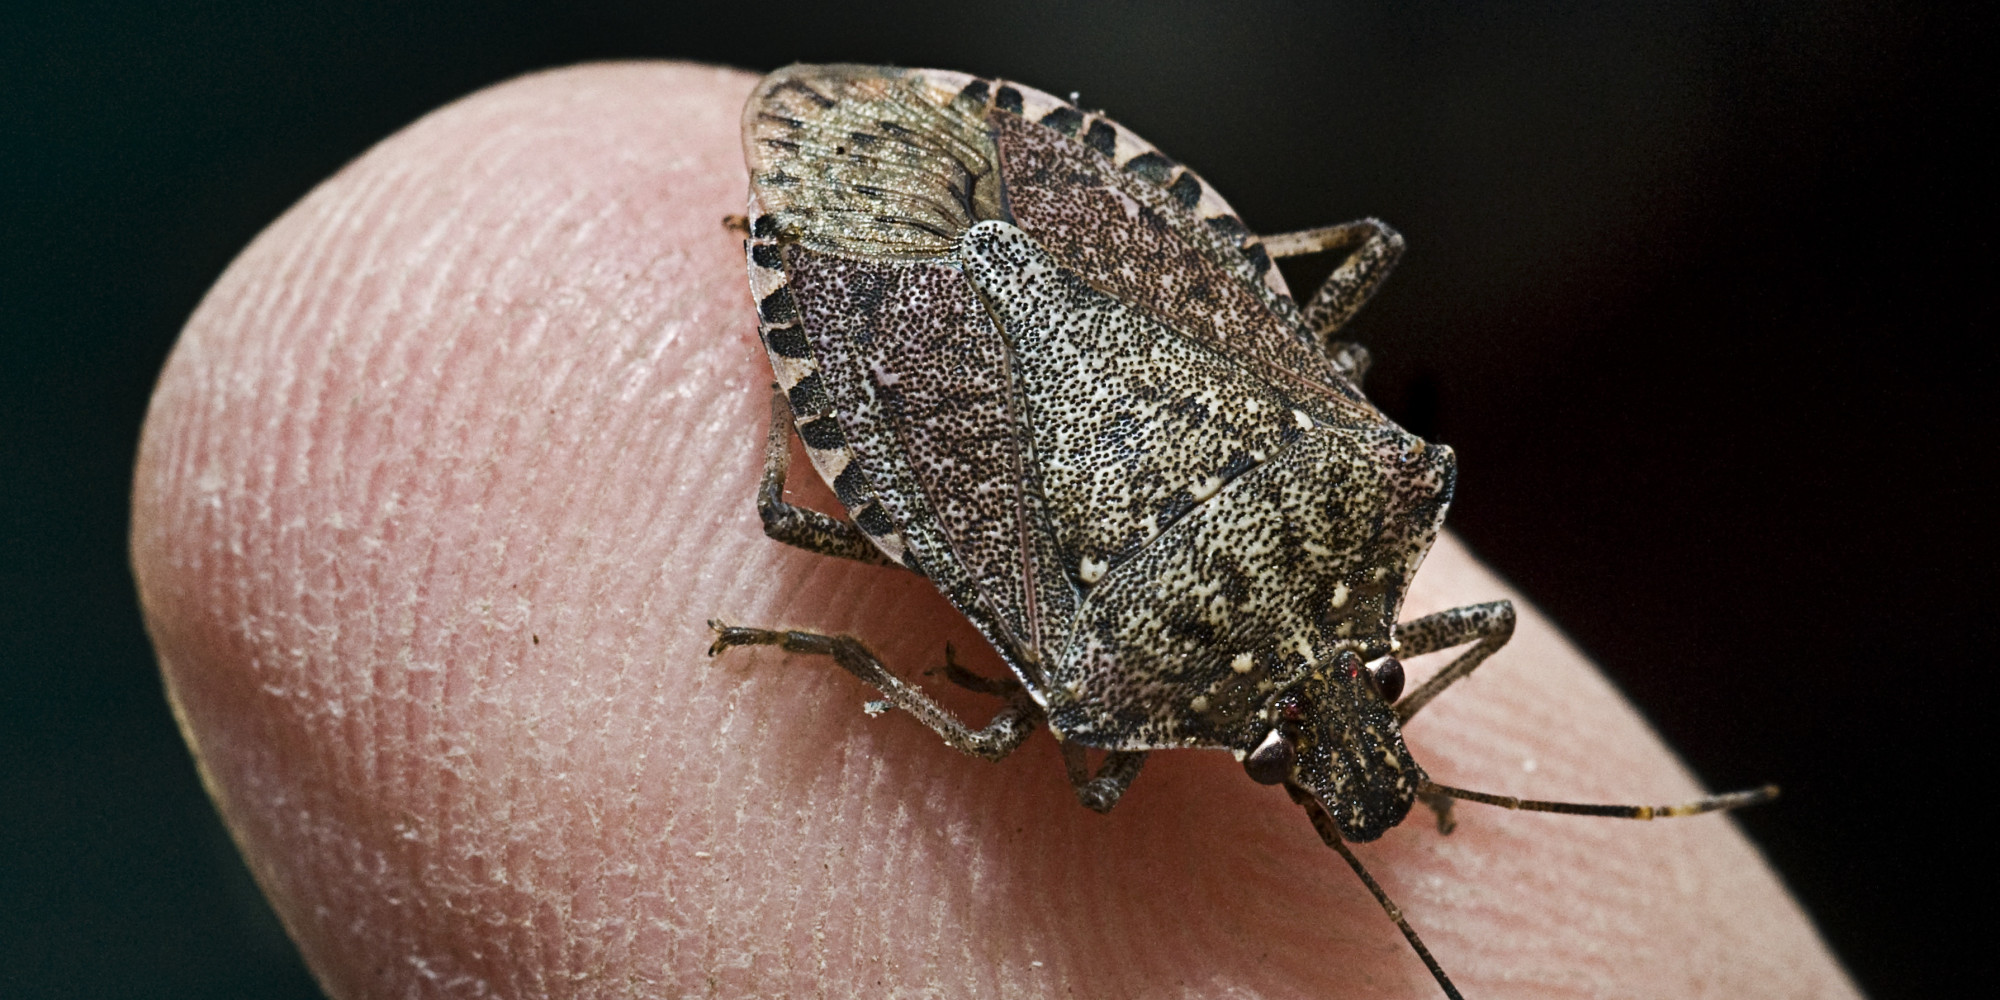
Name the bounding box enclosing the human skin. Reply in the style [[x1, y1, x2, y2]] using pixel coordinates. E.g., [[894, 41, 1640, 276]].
[[131, 63, 1857, 999]]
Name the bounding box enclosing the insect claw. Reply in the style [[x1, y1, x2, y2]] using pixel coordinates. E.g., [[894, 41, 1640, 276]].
[[1418, 788, 1458, 835], [707, 620, 790, 657], [1077, 781, 1119, 813]]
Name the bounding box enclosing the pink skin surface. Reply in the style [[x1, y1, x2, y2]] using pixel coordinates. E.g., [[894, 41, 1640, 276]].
[[132, 63, 1857, 999]]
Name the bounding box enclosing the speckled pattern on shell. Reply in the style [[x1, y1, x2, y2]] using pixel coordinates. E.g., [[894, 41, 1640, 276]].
[[741, 64, 1450, 816]]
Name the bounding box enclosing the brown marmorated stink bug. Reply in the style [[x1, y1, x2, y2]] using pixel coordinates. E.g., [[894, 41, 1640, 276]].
[[709, 63, 1777, 999]]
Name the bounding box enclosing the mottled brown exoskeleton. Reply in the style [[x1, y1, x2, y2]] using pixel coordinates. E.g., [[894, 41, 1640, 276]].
[[709, 64, 1775, 999]]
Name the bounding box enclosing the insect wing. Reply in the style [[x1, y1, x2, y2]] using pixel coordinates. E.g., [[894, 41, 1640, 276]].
[[745, 64, 997, 259], [780, 246, 1075, 677], [744, 65, 1077, 679]]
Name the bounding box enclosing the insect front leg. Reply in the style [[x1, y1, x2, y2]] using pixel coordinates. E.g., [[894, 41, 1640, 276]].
[[707, 623, 1039, 761], [1391, 600, 1516, 724], [1387, 599, 1517, 833], [1058, 744, 1150, 814], [753, 386, 901, 568], [1259, 218, 1405, 368]]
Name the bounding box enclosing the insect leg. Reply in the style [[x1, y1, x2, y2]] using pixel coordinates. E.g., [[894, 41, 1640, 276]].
[[1259, 218, 1405, 362], [932, 644, 1152, 810], [754, 386, 901, 568], [1392, 600, 1516, 724], [707, 622, 1039, 761], [1059, 744, 1150, 814], [1399, 603, 1514, 835], [931, 644, 1150, 811], [936, 643, 1026, 698], [924, 640, 1152, 812]]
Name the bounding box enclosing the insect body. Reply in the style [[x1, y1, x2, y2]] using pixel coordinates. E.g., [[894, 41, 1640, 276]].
[[711, 63, 1773, 998]]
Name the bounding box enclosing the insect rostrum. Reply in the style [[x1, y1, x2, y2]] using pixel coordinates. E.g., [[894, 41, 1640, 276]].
[[710, 63, 1775, 999]]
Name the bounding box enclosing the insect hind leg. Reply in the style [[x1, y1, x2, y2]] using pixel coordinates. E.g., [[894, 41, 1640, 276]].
[[754, 386, 902, 569], [707, 622, 1038, 761]]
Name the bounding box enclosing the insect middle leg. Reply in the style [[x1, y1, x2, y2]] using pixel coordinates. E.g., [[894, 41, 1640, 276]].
[[1259, 218, 1406, 372], [753, 385, 900, 568], [708, 623, 1039, 761]]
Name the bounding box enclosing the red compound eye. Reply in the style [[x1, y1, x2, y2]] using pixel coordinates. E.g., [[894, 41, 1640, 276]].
[[1276, 692, 1306, 722], [1336, 649, 1363, 681]]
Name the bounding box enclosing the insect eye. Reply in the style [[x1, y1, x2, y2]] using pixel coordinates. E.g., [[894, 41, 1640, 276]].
[[1243, 728, 1296, 785], [1275, 691, 1307, 723], [1366, 656, 1405, 704]]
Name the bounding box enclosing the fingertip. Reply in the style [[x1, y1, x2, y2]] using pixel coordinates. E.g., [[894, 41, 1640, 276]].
[[135, 61, 779, 996], [131, 61, 1857, 1000]]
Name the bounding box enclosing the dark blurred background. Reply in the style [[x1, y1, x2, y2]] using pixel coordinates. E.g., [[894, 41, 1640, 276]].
[[3, 1, 1987, 996]]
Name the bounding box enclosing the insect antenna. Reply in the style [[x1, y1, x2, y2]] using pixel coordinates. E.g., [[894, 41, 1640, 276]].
[[1287, 788, 1465, 1000], [1418, 780, 1779, 819]]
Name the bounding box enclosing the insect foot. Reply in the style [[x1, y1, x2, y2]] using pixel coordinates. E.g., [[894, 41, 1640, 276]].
[[715, 62, 1781, 999], [707, 620, 1040, 762]]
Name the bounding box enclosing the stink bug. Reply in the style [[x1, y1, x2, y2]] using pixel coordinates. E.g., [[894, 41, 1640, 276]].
[[710, 63, 1776, 999]]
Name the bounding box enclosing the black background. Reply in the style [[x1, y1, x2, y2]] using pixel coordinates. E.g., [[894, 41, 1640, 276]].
[[4, 2, 1988, 997]]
